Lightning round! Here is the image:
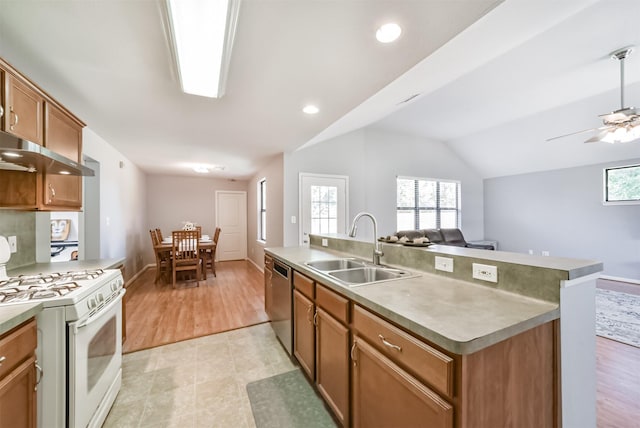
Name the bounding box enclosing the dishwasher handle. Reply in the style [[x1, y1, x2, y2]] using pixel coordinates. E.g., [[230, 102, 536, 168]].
[[273, 260, 290, 279]]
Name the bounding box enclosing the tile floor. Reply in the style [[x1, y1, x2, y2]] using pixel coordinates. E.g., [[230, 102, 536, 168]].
[[103, 323, 296, 428]]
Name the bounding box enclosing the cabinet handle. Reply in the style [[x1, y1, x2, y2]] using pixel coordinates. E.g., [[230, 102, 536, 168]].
[[0, 356, 5, 366], [9, 106, 18, 130], [0, 105, 3, 118], [306, 304, 313, 324], [313, 309, 318, 326], [35, 361, 43, 391], [378, 334, 402, 352], [48, 184, 56, 203], [350, 341, 358, 366]]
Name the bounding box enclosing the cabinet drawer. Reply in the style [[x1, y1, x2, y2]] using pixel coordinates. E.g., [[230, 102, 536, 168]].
[[0, 319, 37, 379], [316, 283, 349, 325], [353, 305, 453, 397], [293, 271, 314, 300]]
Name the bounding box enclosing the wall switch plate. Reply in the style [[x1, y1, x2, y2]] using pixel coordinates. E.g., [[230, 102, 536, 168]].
[[291, 216, 297, 224], [321, 238, 328, 247], [8, 236, 17, 253], [435, 256, 453, 272], [472, 263, 498, 282], [541, 251, 550, 256]]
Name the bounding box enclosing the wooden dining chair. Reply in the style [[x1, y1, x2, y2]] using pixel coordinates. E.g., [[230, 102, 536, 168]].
[[150, 229, 171, 284], [171, 229, 202, 288], [205, 227, 221, 277], [155, 228, 164, 242]]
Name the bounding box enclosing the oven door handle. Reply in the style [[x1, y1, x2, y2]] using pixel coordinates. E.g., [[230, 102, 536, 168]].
[[72, 289, 125, 332]]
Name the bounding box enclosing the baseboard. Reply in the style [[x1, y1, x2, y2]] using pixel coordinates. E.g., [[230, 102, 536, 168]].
[[125, 264, 154, 290], [247, 257, 263, 273], [600, 275, 640, 285]]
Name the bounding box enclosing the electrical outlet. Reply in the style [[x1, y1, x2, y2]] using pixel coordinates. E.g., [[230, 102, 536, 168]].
[[321, 238, 328, 247], [528, 249, 534, 255], [435, 256, 453, 272], [8, 236, 17, 253], [472, 263, 498, 282], [542, 250, 550, 256]]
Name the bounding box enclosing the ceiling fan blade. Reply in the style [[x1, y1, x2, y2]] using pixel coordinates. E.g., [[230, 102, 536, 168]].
[[546, 126, 608, 142], [584, 128, 615, 143]]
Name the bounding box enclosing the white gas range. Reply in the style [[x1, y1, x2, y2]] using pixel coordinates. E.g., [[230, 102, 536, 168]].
[[0, 268, 125, 428]]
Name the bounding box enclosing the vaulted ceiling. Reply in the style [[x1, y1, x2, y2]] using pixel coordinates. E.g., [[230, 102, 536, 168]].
[[1, 0, 639, 180]]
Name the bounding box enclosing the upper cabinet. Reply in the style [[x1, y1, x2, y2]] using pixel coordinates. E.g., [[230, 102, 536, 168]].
[[3, 73, 44, 144], [0, 58, 86, 211], [42, 103, 83, 209]]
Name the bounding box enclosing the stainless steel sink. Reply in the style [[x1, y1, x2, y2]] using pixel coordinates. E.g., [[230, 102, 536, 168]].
[[328, 267, 410, 284], [304, 258, 418, 287], [305, 259, 366, 271]]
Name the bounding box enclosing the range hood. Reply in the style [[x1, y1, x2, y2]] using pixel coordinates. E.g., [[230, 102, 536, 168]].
[[0, 130, 94, 176]]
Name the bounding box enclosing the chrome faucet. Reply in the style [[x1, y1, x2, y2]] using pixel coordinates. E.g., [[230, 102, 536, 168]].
[[348, 212, 383, 265]]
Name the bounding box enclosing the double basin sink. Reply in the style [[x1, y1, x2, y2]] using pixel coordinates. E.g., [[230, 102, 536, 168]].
[[304, 258, 418, 287]]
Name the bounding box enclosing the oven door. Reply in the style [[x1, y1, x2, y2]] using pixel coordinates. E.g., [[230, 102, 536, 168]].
[[67, 289, 125, 428]]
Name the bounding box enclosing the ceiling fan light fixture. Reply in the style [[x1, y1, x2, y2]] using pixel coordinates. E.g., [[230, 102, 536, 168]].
[[165, 0, 241, 98], [376, 23, 402, 43], [601, 125, 640, 144]]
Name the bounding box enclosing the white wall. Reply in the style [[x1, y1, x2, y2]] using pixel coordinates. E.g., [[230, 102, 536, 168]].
[[145, 174, 248, 265], [83, 128, 148, 277], [284, 128, 485, 246], [247, 154, 284, 268], [484, 158, 640, 280]]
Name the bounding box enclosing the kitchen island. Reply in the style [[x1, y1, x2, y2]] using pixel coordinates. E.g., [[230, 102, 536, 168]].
[[266, 234, 601, 428]]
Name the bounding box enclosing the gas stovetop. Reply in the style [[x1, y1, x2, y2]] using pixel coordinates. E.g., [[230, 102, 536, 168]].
[[0, 269, 110, 304]]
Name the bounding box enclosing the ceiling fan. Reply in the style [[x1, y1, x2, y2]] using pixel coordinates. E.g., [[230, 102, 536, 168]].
[[547, 46, 640, 144]]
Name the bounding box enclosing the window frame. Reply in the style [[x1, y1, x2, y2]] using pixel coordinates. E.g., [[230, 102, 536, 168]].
[[258, 178, 267, 242], [396, 176, 461, 230], [603, 164, 640, 205]]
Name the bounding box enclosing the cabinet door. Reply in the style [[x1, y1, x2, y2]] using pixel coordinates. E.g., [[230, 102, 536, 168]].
[[0, 355, 37, 428], [293, 289, 315, 381], [4, 74, 43, 144], [42, 102, 83, 209], [352, 337, 453, 428], [316, 307, 349, 426]]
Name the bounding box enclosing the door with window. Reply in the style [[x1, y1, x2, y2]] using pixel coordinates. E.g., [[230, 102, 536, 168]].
[[299, 174, 348, 245]]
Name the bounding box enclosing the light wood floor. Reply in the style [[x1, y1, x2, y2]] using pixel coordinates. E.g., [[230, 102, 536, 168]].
[[596, 279, 640, 428], [123, 260, 268, 354], [123, 265, 640, 426]]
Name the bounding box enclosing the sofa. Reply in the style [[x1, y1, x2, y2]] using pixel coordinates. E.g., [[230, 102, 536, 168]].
[[395, 228, 495, 250]]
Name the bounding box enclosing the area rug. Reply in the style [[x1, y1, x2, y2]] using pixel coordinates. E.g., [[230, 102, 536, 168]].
[[596, 288, 640, 348], [246, 369, 336, 428]]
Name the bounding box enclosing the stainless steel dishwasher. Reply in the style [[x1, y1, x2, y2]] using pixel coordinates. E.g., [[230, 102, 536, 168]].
[[271, 259, 292, 355]]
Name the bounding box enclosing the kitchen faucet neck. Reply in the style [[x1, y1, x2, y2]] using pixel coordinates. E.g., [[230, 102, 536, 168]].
[[348, 212, 383, 265]]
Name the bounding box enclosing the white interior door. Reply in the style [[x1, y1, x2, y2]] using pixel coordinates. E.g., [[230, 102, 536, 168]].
[[215, 191, 247, 261], [299, 173, 349, 245]]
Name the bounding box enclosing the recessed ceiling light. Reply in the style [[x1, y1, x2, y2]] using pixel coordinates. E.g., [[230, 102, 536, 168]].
[[193, 165, 210, 173], [303, 105, 319, 115], [376, 23, 402, 43]]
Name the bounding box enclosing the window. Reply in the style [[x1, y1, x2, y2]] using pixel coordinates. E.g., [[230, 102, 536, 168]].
[[258, 179, 266, 241], [396, 177, 461, 230], [604, 164, 640, 204], [310, 185, 338, 234]]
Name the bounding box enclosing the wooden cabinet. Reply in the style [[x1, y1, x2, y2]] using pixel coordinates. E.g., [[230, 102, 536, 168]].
[[0, 57, 85, 211], [352, 337, 453, 428], [264, 255, 273, 319], [0, 319, 38, 428], [2, 72, 43, 144], [315, 283, 350, 427], [42, 102, 83, 209], [293, 289, 315, 380]]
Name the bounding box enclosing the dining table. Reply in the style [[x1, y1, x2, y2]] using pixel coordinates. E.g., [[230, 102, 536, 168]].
[[154, 237, 217, 280]]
